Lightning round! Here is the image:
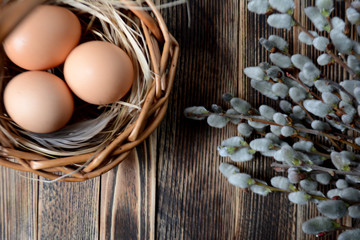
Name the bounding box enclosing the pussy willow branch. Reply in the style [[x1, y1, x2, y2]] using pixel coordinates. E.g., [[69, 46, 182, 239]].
[[345, 0, 352, 33], [190, 112, 360, 150], [271, 162, 360, 177], [274, 72, 316, 121], [273, 144, 331, 159], [297, 135, 333, 152], [285, 72, 318, 121], [291, 17, 357, 78], [327, 114, 360, 135], [323, 80, 357, 106], [247, 142, 331, 159], [326, 15, 333, 30], [254, 180, 291, 192], [326, 51, 357, 78], [286, 72, 321, 100], [286, 72, 360, 135], [328, 137, 343, 151], [298, 102, 315, 121], [254, 180, 329, 201]]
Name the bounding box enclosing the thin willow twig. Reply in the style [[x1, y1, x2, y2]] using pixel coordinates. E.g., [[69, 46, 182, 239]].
[[189, 112, 360, 150], [271, 162, 360, 177]]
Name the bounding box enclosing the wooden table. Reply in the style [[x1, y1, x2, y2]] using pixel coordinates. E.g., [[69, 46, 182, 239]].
[[0, 1, 356, 239]]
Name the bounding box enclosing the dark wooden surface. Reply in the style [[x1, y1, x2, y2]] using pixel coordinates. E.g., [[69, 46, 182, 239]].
[[0, 1, 356, 239]]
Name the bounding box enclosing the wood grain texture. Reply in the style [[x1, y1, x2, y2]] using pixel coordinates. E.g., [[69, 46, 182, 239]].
[[0, 168, 38, 240], [0, 1, 358, 240], [99, 137, 156, 240], [37, 179, 99, 239], [155, 0, 240, 239], [156, 0, 355, 240], [239, 3, 297, 239], [154, 0, 296, 239]]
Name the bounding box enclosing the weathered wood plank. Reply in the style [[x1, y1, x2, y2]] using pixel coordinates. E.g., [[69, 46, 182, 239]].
[[37, 178, 99, 239], [99, 136, 156, 240], [155, 0, 241, 239], [0, 167, 38, 240], [155, 0, 335, 239], [235, 3, 298, 238], [99, 150, 140, 240]]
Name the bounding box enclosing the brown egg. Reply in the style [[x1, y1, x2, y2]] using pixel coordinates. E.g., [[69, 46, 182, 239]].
[[64, 41, 134, 105], [3, 5, 81, 70], [4, 71, 74, 133]]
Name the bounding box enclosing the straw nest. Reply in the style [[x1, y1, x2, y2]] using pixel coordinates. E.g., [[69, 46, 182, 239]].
[[0, 0, 179, 181]]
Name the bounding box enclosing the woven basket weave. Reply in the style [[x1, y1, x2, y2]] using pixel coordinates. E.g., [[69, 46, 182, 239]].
[[0, 0, 179, 182]]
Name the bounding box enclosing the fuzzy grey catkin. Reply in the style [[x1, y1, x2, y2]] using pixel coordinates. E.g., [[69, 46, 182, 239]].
[[219, 163, 240, 178], [237, 123, 253, 137], [304, 6, 329, 31], [268, 35, 289, 51], [267, 14, 293, 30], [317, 200, 348, 219], [302, 217, 337, 234], [317, 53, 332, 66], [247, 0, 269, 14], [313, 36, 329, 51], [269, 0, 295, 13], [259, 105, 276, 120], [347, 7, 360, 24], [289, 191, 310, 205], [228, 173, 254, 188], [207, 114, 228, 128], [244, 66, 265, 81], [270, 53, 292, 68], [338, 229, 360, 240], [316, 0, 334, 11]]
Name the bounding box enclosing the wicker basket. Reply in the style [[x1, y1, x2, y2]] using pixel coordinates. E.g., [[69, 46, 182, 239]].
[[0, 0, 179, 182]]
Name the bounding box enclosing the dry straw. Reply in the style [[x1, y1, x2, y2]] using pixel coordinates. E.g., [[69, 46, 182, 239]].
[[0, 0, 179, 181]]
